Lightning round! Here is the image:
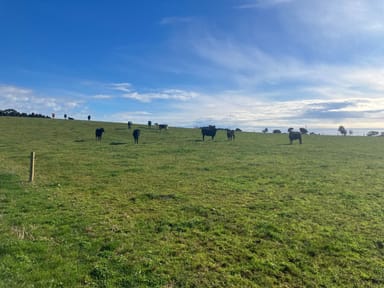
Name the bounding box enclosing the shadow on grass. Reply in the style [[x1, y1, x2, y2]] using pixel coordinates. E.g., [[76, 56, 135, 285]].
[[110, 142, 127, 145], [193, 139, 219, 142]]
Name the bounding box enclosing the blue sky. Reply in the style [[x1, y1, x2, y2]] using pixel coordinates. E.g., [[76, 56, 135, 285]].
[[1, 0, 384, 132]]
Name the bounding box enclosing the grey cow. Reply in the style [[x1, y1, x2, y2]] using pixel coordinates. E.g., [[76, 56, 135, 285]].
[[226, 129, 235, 141], [289, 131, 302, 144]]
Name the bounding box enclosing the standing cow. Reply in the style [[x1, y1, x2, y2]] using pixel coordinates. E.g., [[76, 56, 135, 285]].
[[201, 125, 217, 141], [133, 129, 140, 144], [159, 124, 168, 130], [95, 128, 105, 141], [289, 131, 302, 144], [227, 129, 235, 141]]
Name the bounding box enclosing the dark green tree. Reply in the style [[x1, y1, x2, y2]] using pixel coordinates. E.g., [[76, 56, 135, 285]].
[[338, 125, 347, 136]]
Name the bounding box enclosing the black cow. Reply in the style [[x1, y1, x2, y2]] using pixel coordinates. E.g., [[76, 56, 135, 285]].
[[159, 124, 168, 130], [201, 125, 217, 141], [227, 129, 235, 141], [133, 129, 140, 144], [289, 131, 302, 144], [95, 128, 105, 141]]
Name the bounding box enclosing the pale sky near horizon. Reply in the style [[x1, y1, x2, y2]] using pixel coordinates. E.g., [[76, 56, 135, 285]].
[[1, 0, 384, 132]]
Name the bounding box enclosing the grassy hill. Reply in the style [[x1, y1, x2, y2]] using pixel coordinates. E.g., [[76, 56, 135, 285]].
[[1, 117, 383, 287]]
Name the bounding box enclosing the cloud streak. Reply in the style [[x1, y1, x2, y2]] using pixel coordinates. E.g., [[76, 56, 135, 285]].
[[236, 0, 293, 9], [121, 89, 198, 103], [109, 82, 132, 92]]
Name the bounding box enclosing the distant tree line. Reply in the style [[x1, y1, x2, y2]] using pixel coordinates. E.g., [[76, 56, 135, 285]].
[[0, 109, 50, 118]]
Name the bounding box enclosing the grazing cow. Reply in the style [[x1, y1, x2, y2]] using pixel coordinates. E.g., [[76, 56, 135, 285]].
[[68, 117, 74, 120], [201, 125, 217, 141], [159, 124, 168, 130], [289, 131, 302, 144], [95, 128, 105, 141], [133, 129, 140, 144], [227, 129, 235, 141]]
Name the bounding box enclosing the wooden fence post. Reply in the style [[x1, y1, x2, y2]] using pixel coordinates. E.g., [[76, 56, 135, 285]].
[[29, 152, 35, 182]]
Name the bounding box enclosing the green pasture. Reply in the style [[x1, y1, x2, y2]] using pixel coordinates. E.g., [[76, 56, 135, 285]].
[[0, 117, 383, 287]]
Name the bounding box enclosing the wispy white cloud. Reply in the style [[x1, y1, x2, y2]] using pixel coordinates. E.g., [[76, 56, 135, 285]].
[[121, 89, 198, 103], [0, 85, 32, 101], [190, 35, 309, 88], [233, 0, 384, 61], [109, 82, 132, 92], [341, 68, 384, 92], [282, 0, 384, 43], [188, 31, 384, 96], [236, 0, 293, 9], [0, 84, 84, 115], [107, 83, 199, 103]]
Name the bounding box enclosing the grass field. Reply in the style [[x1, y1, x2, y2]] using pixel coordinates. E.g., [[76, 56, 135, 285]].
[[1, 117, 384, 287]]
